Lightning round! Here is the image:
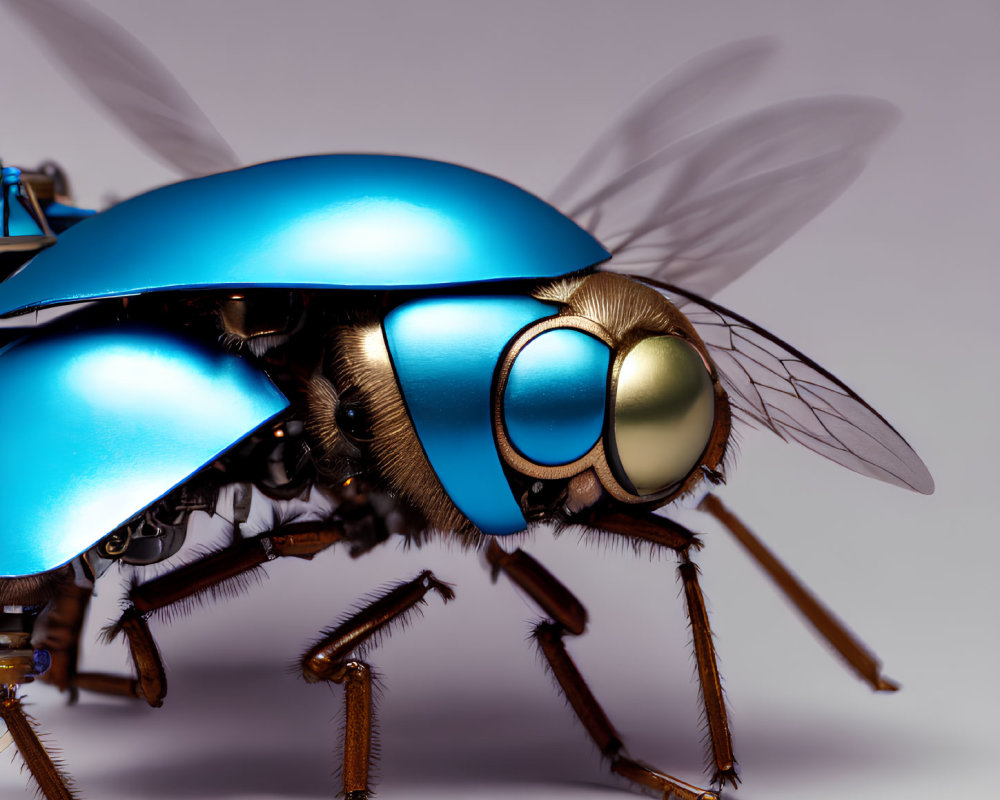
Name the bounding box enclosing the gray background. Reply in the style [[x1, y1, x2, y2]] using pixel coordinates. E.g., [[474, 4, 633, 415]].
[[2, 1, 997, 799]]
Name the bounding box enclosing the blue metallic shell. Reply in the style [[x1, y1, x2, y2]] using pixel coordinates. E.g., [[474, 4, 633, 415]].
[[384, 295, 556, 535], [40, 200, 97, 234], [503, 329, 610, 466], [0, 155, 609, 317], [0, 326, 288, 576]]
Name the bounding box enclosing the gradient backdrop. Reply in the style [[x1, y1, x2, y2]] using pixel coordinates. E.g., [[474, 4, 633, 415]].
[[2, 2, 997, 799]]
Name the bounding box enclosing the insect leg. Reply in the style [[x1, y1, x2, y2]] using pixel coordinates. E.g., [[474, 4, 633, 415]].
[[32, 574, 91, 698], [698, 493, 898, 691], [574, 506, 701, 551], [108, 607, 168, 708], [573, 510, 738, 788], [103, 523, 345, 707], [0, 685, 78, 800], [485, 541, 718, 800], [299, 570, 455, 800], [678, 554, 738, 787], [128, 523, 345, 617], [30, 570, 143, 703]]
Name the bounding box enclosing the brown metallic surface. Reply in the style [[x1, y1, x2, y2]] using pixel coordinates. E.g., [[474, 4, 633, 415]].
[[120, 609, 167, 707], [678, 558, 738, 787], [130, 525, 342, 613], [301, 571, 454, 682], [0, 686, 78, 800], [341, 661, 373, 797], [486, 541, 588, 635], [579, 507, 699, 551], [72, 672, 141, 699], [699, 493, 899, 691], [534, 622, 621, 755], [611, 756, 717, 800]]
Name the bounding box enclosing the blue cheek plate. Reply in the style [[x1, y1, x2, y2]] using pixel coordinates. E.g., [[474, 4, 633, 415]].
[[503, 329, 610, 465], [0, 326, 288, 576], [384, 296, 556, 535]]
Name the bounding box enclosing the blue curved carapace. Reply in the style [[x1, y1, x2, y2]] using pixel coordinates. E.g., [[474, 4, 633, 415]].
[[0, 155, 609, 317], [0, 325, 288, 576]]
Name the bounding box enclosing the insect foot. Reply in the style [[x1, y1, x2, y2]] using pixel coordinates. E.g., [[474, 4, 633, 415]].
[[611, 755, 720, 800]]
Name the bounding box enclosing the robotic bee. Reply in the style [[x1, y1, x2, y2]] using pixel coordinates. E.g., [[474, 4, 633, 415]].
[[0, 2, 932, 799]]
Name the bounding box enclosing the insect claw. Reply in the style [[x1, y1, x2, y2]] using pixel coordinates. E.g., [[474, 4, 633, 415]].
[[419, 571, 456, 603], [877, 676, 900, 692], [701, 466, 725, 485], [712, 765, 740, 788]]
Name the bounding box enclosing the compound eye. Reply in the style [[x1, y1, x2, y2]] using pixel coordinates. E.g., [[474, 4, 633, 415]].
[[610, 336, 715, 496], [335, 386, 374, 443]]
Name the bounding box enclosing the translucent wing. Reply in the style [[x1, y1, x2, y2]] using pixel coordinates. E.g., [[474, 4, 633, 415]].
[[550, 38, 778, 213], [554, 41, 898, 300], [5, 0, 241, 177], [638, 277, 933, 494]]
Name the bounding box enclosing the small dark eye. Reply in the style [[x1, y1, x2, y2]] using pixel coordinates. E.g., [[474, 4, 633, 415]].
[[335, 387, 374, 443]]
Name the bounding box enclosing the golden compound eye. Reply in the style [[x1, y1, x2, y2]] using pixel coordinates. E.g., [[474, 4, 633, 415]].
[[610, 336, 715, 496]]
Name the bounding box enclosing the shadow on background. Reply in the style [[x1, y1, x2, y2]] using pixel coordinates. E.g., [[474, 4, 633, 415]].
[[60, 662, 955, 798]]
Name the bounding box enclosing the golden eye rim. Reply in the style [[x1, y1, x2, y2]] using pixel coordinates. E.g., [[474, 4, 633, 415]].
[[492, 312, 731, 509], [493, 315, 615, 482]]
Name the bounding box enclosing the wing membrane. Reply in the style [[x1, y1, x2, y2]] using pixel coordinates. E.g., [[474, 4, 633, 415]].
[[555, 41, 898, 299], [550, 38, 778, 214], [639, 278, 933, 494], [5, 0, 240, 177]]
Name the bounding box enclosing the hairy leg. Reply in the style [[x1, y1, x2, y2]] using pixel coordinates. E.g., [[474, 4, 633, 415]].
[[486, 538, 722, 800], [300, 570, 455, 799]]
